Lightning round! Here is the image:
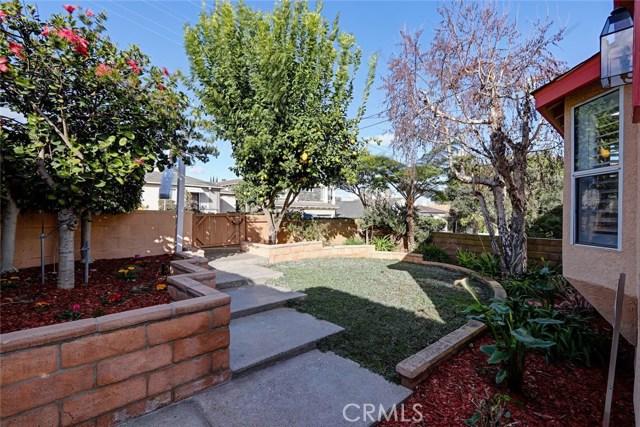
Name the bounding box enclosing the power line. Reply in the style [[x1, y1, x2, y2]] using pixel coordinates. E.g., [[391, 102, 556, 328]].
[[109, 1, 184, 38], [359, 119, 390, 131], [142, 0, 193, 23]]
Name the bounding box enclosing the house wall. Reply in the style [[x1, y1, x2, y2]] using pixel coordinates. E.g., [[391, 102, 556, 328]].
[[141, 184, 161, 210], [562, 82, 639, 345], [5, 211, 193, 269], [220, 194, 236, 213]]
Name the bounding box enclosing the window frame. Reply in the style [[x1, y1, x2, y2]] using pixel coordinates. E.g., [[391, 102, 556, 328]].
[[570, 88, 624, 251]]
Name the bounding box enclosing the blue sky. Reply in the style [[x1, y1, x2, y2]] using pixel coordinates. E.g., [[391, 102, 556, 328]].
[[32, 0, 613, 183]]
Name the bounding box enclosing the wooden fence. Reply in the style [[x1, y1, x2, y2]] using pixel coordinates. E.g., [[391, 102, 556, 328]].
[[431, 232, 562, 266]]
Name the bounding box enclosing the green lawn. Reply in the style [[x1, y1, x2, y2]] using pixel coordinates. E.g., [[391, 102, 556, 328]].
[[267, 258, 492, 382]]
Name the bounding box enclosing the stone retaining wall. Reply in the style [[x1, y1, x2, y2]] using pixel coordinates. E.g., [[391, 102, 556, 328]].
[[0, 256, 230, 426], [240, 241, 377, 263]]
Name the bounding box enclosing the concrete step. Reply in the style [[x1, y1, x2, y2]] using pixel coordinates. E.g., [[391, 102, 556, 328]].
[[230, 308, 343, 377], [123, 350, 412, 427], [214, 264, 283, 289], [224, 285, 306, 319], [207, 252, 268, 268]]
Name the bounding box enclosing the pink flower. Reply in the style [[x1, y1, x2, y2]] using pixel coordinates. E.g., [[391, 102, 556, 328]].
[[95, 63, 111, 77], [56, 28, 89, 56], [62, 4, 76, 14], [8, 42, 24, 59], [126, 59, 141, 74], [41, 25, 51, 36], [0, 10, 8, 22], [156, 83, 166, 90], [162, 66, 170, 76], [135, 157, 144, 166], [0, 57, 8, 73], [72, 303, 81, 311], [85, 9, 94, 17]]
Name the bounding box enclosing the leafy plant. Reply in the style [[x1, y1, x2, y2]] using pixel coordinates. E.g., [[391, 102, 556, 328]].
[[457, 248, 479, 270], [466, 390, 520, 427], [117, 265, 142, 282], [344, 236, 365, 245], [372, 235, 396, 252], [55, 304, 82, 321], [417, 243, 449, 263], [460, 279, 558, 392], [284, 211, 328, 243], [456, 249, 500, 278]]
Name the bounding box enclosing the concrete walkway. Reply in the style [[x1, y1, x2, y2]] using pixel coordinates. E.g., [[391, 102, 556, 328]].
[[122, 250, 411, 426]]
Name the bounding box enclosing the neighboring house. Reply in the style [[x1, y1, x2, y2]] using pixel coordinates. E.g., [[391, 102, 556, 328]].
[[141, 171, 235, 213], [533, 0, 639, 419], [416, 204, 450, 231], [336, 199, 365, 218], [214, 179, 339, 218]]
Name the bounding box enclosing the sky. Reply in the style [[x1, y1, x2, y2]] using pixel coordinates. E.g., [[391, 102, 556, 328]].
[[28, 0, 614, 185]]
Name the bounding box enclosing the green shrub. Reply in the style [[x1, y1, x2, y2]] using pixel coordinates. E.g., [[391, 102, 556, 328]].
[[466, 391, 520, 427], [460, 279, 558, 392], [372, 235, 396, 252], [284, 211, 328, 243], [417, 243, 449, 263], [344, 236, 365, 245], [456, 249, 500, 278]]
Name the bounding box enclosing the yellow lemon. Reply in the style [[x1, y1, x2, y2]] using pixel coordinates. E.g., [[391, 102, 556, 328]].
[[301, 152, 308, 161], [599, 147, 610, 158]]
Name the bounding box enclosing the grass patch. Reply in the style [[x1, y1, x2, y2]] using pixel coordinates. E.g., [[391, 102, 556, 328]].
[[267, 258, 491, 382]]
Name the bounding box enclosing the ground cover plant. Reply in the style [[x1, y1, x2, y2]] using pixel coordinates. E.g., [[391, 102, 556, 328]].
[[267, 258, 491, 381], [0, 255, 171, 333]]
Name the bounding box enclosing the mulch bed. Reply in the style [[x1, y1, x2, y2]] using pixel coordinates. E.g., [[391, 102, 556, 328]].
[[378, 327, 636, 426], [0, 255, 173, 334]]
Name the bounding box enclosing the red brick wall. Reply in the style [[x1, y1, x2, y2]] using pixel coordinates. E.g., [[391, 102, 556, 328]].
[[0, 258, 230, 426]]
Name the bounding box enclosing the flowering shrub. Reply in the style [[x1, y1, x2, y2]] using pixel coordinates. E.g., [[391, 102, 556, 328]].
[[117, 265, 142, 281], [33, 301, 51, 311], [55, 303, 82, 321], [102, 293, 123, 305]]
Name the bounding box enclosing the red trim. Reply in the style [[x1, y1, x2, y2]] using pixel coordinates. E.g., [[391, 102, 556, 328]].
[[533, 55, 600, 111], [632, 1, 640, 123]]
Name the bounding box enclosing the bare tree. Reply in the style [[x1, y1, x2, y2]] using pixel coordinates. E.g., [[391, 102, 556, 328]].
[[384, 1, 565, 276]]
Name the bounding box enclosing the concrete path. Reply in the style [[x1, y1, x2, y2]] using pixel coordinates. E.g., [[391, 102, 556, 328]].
[[121, 249, 412, 426], [122, 350, 412, 427]]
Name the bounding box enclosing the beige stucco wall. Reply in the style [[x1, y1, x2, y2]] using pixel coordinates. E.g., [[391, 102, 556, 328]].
[[6, 210, 193, 269], [562, 83, 639, 345]]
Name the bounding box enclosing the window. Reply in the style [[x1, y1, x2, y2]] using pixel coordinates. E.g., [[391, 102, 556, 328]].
[[572, 90, 622, 249]]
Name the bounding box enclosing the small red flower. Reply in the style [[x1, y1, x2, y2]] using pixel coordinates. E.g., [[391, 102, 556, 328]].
[[56, 28, 89, 56], [156, 83, 166, 90], [71, 303, 81, 311], [8, 42, 24, 59], [135, 158, 144, 166], [0, 58, 9, 73], [107, 293, 122, 303], [162, 66, 170, 76], [0, 10, 8, 21], [85, 9, 95, 17], [73, 43, 88, 56], [95, 63, 111, 77], [127, 59, 141, 74], [62, 4, 76, 14], [41, 25, 51, 36]]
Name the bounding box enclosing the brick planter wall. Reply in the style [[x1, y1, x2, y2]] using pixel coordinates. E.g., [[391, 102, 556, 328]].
[[0, 256, 230, 427], [240, 241, 377, 264]]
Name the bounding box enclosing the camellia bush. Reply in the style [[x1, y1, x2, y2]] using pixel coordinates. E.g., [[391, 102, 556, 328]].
[[0, 2, 212, 288]]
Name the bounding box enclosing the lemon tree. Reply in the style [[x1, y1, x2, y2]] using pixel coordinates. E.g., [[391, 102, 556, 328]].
[[186, 0, 376, 243]]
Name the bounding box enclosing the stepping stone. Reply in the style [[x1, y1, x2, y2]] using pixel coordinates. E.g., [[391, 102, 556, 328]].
[[230, 308, 343, 376], [124, 350, 412, 427], [224, 285, 306, 319], [213, 264, 283, 289]]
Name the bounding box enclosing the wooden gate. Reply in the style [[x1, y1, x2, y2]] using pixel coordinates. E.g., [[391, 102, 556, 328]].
[[192, 213, 247, 247]]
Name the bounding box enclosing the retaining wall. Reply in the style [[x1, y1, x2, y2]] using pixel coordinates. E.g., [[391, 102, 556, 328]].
[[0, 256, 230, 426]]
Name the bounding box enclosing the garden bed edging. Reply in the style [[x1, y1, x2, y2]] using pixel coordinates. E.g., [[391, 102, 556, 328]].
[[0, 253, 231, 427]]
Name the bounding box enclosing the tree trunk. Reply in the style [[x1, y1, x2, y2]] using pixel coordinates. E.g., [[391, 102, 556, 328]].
[[265, 210, 283, 245], [57, 208, 77, 289], [80, 214, 93, 263], [0, 195, 19, 274], [406, 195, 416, 252]]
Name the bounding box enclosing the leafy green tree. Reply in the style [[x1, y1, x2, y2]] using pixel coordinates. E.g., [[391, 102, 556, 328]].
[[0, 2, 212, 287], [339, 150, 390, 209], [185, 0, 376, 243]]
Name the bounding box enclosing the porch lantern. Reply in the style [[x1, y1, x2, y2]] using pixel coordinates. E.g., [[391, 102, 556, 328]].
[[600, 7, 634, 88]]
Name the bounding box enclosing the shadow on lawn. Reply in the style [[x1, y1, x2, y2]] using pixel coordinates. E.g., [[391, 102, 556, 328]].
[[287, 265, 491, 383]]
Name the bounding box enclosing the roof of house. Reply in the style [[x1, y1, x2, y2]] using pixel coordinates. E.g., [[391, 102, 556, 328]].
[[212, 178, 243, 188], [145, 171, 223, 189], [416, 204, 450, 215], [336, 200, 365, 218], [278, 200, 338, 211]]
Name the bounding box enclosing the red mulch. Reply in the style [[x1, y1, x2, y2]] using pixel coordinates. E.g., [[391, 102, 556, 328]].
[[0, 255, 173, 334], [378, 329, 636, 427]]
